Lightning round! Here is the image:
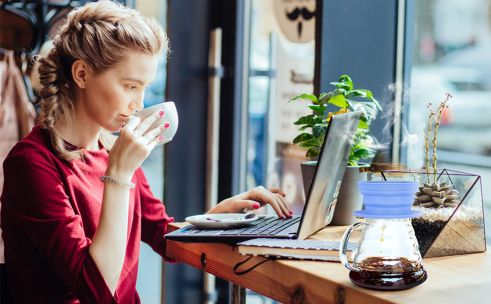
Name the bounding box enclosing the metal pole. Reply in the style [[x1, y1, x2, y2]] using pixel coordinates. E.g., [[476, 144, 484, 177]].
[[231, 284, 246, 304]]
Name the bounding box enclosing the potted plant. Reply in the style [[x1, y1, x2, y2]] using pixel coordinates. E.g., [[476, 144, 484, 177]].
[[290, 74, 382, 225]]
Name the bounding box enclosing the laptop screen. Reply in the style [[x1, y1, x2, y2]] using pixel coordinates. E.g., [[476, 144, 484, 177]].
[[297, 111, 361, 239]]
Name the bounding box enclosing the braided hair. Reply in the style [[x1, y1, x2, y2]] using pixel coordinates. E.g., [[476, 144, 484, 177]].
[[35, 0, 169, 160]]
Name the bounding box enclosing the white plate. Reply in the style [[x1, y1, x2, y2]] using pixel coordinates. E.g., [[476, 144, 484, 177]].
[[185, 213, 259, 229]]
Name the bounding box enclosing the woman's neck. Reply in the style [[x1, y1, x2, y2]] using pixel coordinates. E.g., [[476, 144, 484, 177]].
[[56, 114, 101, 151]]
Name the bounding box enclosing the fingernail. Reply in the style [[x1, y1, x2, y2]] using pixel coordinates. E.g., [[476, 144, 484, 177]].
[[164, 122, 170, 128], [252, 202, 260, 209], [159, 110, 165, 117], [289, 210, 293, 215], [159, 135, 164, 141]]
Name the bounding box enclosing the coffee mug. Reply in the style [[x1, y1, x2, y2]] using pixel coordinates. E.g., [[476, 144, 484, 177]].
[[134, 101, 179, 145]]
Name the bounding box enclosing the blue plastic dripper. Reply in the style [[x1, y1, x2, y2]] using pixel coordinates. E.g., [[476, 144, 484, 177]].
[[354, 181, 422, 219]]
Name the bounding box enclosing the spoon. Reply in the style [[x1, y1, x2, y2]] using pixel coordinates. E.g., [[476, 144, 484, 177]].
[[206, 213, 256, 222]]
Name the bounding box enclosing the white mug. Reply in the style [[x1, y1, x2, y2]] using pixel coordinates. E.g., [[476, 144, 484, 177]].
[[134, 101, 179, 145]]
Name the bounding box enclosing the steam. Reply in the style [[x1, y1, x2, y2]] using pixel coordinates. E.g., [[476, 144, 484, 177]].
[[366, 82, 426, 165]]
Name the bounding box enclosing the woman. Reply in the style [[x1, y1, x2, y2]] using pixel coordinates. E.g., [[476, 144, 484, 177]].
[[0, 1, 291, 303]]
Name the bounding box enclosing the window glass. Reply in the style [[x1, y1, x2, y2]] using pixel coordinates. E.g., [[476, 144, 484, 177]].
[[245, 1, 316, 300], [247, 0, 316, 216], [407, 0, 491, 244], [133, 1, 167, 303]]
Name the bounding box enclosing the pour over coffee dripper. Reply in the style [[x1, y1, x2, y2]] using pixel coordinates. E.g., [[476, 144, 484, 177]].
[[339, 181, 427, 291]]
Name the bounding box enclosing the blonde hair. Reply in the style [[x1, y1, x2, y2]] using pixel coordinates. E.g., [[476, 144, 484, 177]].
[[36, 0, 169, 160]]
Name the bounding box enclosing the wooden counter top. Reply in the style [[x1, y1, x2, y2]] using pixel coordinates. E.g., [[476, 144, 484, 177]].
[[165, 223, 490, 304]]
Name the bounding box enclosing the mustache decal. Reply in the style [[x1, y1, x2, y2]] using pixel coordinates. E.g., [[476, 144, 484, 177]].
[[286, 7, 315, 21], [285, 7, 315, 39]]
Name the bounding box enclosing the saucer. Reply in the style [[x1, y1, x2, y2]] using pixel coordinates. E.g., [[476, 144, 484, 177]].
[[185, 213, 259, 229]]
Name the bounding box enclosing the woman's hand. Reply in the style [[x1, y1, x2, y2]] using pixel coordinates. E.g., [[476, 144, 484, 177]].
[[107, 111, 166, 178], [208, 186, 292, 218]]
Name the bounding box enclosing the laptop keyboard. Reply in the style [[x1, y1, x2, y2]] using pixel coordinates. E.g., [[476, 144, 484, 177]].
[[203, 216, 301, 236]]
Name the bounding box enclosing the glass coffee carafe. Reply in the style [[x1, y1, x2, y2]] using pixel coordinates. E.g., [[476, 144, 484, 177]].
[[339, 181, 427, 290]]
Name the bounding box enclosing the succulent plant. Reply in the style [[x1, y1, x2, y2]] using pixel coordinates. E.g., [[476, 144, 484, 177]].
[[414, 181, 460, 208]]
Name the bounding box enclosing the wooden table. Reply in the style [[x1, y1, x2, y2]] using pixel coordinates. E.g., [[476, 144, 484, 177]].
[[165, 223, 491, 304]]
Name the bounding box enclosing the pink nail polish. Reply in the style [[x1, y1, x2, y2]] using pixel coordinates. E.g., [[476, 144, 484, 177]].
[[252, 202, 260, 209], [159, 110, 165, 117], [164, 122, 170, 128], [289, 210, 293, 215]]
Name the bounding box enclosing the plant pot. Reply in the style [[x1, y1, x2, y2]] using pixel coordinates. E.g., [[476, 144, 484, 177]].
[[301, 161, 369, 225]]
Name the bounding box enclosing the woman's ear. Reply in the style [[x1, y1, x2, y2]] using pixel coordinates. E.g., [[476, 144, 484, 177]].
[[72, 59, 90, 89]]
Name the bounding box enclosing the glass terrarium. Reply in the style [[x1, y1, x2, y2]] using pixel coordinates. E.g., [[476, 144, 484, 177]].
[[370, 169, 486, 258]]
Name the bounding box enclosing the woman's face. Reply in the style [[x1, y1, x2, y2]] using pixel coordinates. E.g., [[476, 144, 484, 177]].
[[80, 51, 161, 132]]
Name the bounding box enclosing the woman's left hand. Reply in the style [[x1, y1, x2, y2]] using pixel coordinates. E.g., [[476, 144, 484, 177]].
[[208, 186, 292, 218]]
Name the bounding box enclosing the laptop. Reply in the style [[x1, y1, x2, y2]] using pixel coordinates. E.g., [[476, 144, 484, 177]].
[[165, 111, 362, 243]]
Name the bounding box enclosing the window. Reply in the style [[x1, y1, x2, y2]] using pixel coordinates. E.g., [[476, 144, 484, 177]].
[[406, 0, 491, 245], [247, 0, 316, 215], [133, 1, 167, 303]]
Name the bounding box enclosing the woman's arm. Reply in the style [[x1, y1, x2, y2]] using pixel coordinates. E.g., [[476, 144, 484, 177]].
[[88, 175, 132, 293], [89, 113, 165, 293]]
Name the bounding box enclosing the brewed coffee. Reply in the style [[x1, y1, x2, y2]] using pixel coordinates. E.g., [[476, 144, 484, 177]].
[[357, 256, 421, 273], [349, 257, 427, 290]]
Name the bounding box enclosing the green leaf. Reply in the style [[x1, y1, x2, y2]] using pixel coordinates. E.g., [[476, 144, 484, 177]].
[[347, 157, 360, 166], [306, 147, 321, 157], [334, 88, 348, 96], [292, 133, 314, 144], [349, 89, 370, 99], [293, 115, 322, 126], [308, 104, 326, 116], [298, 138, 322, 148], [338, 74, 353, 90], [319, 92, 328, 100], [299, 125, 310, 131], [318, 92, 333, 105], [312, 124, 327, 138], [330, 81, 351, 92], [352, 147, 375, 159], [329, 94, 348, 108], [357, 119, 369, 129], [349, 146, 375, 166], [371, 97, 383, 111], [350, 101, 378, 121], [290, 93, 318, 104]]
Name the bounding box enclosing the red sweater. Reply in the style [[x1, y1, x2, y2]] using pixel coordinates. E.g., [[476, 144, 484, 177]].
[[0, 126, 174, 303]]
